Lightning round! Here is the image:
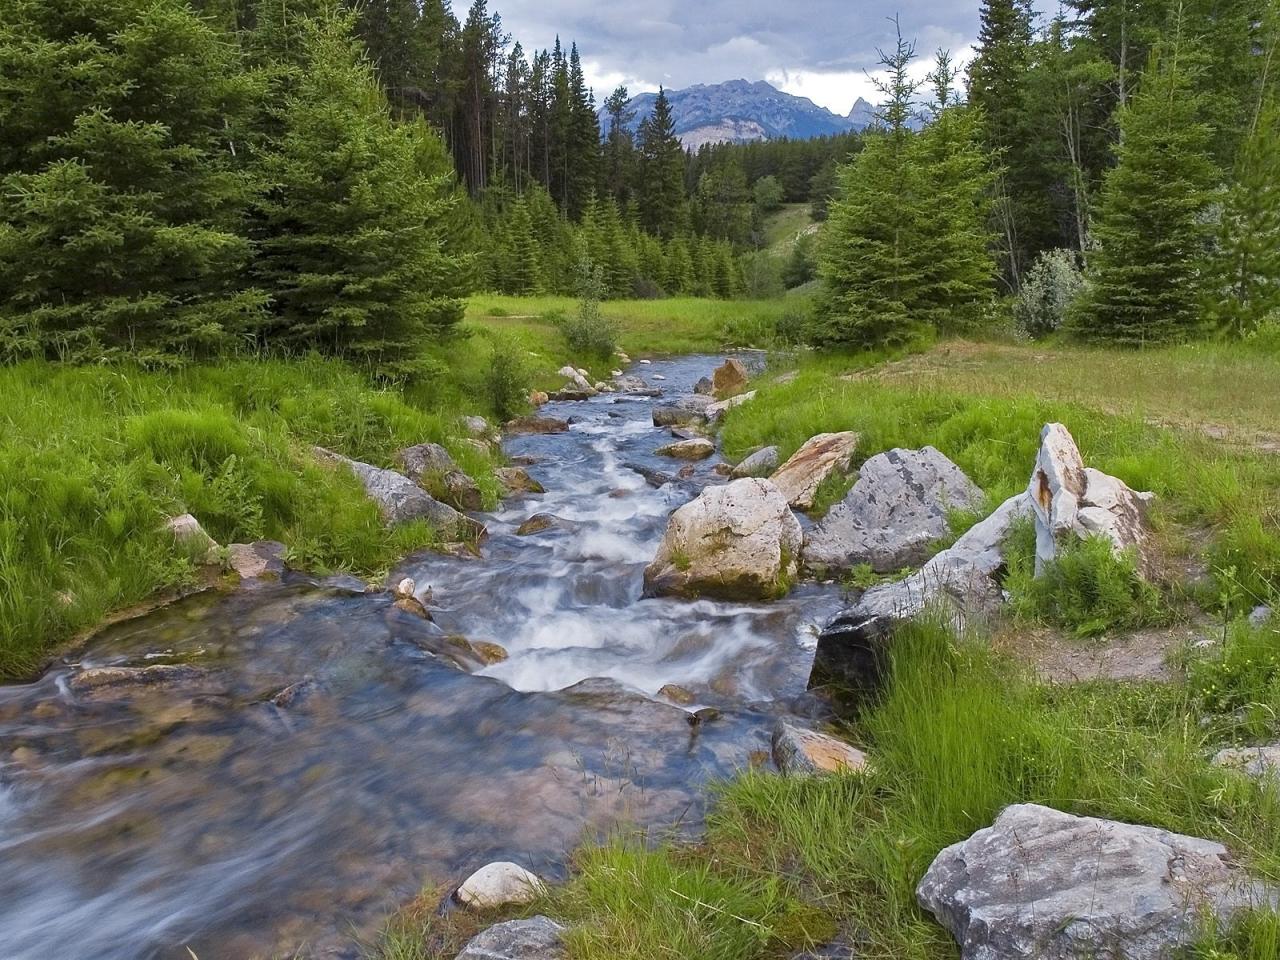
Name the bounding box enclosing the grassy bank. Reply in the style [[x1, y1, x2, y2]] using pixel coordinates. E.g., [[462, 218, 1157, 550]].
[[371, 335, 1280, 960], [0, 356, 508, 680]]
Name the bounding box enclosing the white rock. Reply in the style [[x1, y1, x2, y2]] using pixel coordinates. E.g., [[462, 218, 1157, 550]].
[[652, 374, 667, 381], [556, 365, 577, 379], [165, 514, 218, 555], [394, 577, 416, 600], [454, 861, 547, 911], [643, 478, 801, 601], [917, 803, 1276, 960], [1248, 605, 1272, 628], [639, 359, 651, 364], [803, 446, 983, 574], [769, 432, 859, 511], [610, 369, 623, 377], [772, 721, 868, 776], [1029, 423, 1154, 575]]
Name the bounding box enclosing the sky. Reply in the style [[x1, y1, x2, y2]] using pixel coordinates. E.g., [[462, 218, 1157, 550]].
[[490, 1, 1059, 115]]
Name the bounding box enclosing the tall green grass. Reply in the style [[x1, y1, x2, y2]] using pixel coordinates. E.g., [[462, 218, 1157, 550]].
[[0, 356, 496, 679]]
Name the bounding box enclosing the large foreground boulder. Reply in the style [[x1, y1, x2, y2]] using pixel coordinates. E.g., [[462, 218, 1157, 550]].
[[810, 493, 1031, 692], [917, 803, 1275, 960], [804, 446, 983, 574], [643, 478, 801, 601], [1029, 423, 1155, 576], [454, 916, 566, 960], [769, 432, 859, 511], [396, 443, 483, 511], [314, 447, 485, 541]]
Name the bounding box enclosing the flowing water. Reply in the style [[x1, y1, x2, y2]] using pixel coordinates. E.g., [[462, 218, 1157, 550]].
[[0, 355, 843, 959]]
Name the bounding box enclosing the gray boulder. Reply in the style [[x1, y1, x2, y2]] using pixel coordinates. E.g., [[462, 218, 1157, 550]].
[[706, 390, 756, 423], [731, 446, 780, 479], [1249, 605, 1273, 628], [1213, 743, 1280, 782], [804, 447, 983, 574], [810, 493, 1031, 692], [454, 916, 566, 960], [314, 447, 485, 541], [165, 514, 218, 558], [917, 803, 1275, 960], [694, 376, 714, 395], [397, 443, 483, 512]]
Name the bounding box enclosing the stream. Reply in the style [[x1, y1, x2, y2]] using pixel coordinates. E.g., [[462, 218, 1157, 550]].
[[0, 355, 843, 959]]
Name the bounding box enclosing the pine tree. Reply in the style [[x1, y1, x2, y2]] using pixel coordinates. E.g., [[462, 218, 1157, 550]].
[[636, 88, 687, 237], [1075, 34, 1220, 344], [602, 86, 637, 206], [815, 24, 929, 347], [502, 197, 543, 294], [0, 0, 265, 361], [665, 236, 695, 294], [251, 10, 467, 374], [565, 44, 600, 219]]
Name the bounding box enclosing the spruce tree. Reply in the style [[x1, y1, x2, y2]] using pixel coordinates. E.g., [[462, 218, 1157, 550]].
[[565, 44, 601, 219], [502, 198, 543, 294], [1075, 36, 1220, 344], [0, 0, 264, 361], [603, 86, 637, 206], [251, 9, 467, 374], [915, 52, 997, 332], [1206, 96, 1280, 336], [815, 25, 929, 347], [636, 88, 687, 237]]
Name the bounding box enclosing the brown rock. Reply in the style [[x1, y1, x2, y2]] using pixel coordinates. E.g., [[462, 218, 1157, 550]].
[[505, 415, 569, 436], [497, 466, 546, 496], [658, 684, 696, 705], [712, 357, 750, 398]]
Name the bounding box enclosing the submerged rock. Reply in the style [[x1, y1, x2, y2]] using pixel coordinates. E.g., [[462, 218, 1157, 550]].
[[712, 357, 750, 397], [811, 493, 1031, 692], [804, 446, 983, 574], [917, 803, 1275, 960], [454, 861, 547, 910], [506, 415, 569, 436], [397, 443, 483, 512], [769, 432, 859, 511], [643, 478, 801, 601], [622, 461, 676, 489], [454, 916, 565, 960], [516, 513, 577, 537], [731, 446, 780, 479], [70, 663, 204, 694], [1029, 423, 1154, 576], [771, 721, 868, 776], [655, 438, 715, 461], [314, 447, 485, 541], [658, 684, 697, 705]]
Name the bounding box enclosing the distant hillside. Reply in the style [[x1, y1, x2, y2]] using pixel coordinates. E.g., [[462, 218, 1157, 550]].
[[601, 80, 877, 150]]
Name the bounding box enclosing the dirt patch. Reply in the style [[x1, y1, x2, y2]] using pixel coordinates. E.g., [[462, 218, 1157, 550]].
[[994, 619, 1211, 685]]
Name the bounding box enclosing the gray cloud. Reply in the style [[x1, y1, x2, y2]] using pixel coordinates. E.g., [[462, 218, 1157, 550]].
[[492, 0, 993, 109]]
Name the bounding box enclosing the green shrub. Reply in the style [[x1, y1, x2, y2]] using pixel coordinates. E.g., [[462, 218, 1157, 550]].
[[1189, 616, 1280, 738], [1005, 524, 1167, 637], [1015, 248, 1085, 339], [484, 336, 529, 422]]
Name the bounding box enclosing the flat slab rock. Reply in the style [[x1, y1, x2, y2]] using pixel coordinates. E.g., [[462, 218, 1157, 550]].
[[769, 432, 858, 511], [917, 803, 1275, 960], [804, 446, 983, 574], [454, 916, 566, 960]]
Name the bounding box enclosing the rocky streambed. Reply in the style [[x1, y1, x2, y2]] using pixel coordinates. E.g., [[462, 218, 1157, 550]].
[[0, 355, 844, 960]]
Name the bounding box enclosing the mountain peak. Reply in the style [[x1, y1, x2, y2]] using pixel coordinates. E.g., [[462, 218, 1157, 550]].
[[603, 78, 875, 149]]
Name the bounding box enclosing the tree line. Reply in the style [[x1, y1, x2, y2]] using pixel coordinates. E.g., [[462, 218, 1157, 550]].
[[818, 0, 1280, 347]]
